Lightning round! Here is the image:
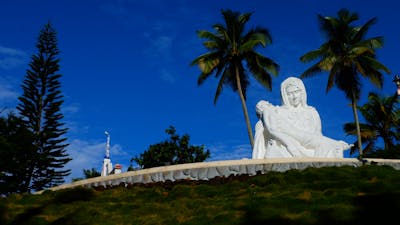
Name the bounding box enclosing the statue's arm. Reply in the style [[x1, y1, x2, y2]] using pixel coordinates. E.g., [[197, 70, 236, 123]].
[[267, 107, 324, 148], [310, 107, 322, 135], [261, 109, 305, 157]]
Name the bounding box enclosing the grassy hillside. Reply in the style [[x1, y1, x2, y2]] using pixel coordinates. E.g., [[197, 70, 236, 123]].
[[1, 165, 400, 225]]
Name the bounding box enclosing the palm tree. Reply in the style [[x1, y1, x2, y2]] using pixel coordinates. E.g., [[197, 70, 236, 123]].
[[299, 8, 390, 158], [344, 92, 400, 155], [191, 9, 279, 148]]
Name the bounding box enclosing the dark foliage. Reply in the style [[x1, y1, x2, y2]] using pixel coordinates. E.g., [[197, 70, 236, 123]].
[[71, 168, 101, 182], [83, 168, 101, 178], [364, 144, 400, 159], [344, 93, 400, 157], [191, 9, 279, 148], [0, 113, 35, 195], [300, 8, 390, 157], [16, 22, 71, 192], [132, 126, 210, 169]]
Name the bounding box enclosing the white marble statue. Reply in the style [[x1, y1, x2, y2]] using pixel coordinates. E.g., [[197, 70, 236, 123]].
[[252, 77, 351, 159]]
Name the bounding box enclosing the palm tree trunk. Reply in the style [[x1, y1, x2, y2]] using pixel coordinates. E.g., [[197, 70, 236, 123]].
[[351, 94, 363, 157], [235, 65, 254, 149]]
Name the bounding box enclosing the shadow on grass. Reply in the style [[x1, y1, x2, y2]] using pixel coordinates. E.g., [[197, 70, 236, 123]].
[[353, 192, 400, 224], [8, 206, 45, 225], [241, 192, 400, 225], [51, 187, 95, 204], [6, 187, 96, 225]]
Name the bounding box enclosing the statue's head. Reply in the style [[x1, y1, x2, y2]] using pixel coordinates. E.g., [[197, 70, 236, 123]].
[[255, 100, 270, 118], [281, 77, 307, 108]]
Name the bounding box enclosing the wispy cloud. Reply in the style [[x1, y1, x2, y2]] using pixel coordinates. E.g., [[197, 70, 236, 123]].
[[160, 69, 176, 84], [0, 83, 18, 101], [0, 76, 19, 104], [98, 2, 129, 17], [154, 35, 173, 52], [0, 45, 27, 70], [143, 33, 174, 61], [0, 46, 26, 56], [64, 139, 127, 182], [208, 143, 252, 161], [62, 103, 80, 114]]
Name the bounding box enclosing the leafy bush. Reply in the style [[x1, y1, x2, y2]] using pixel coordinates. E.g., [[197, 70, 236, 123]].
[[132, 126, 210, 169]]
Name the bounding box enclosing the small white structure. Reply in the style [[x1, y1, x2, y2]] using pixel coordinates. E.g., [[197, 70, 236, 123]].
[[112, 164, 122, 175], [253, 77, 352, 159], [101, 131, 113, 176]]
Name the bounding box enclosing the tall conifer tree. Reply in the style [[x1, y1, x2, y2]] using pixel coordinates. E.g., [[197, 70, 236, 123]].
[[17, 23, 71, 191]]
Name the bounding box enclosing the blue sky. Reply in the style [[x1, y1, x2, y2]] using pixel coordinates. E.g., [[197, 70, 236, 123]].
[[1, 0, 399, 182]]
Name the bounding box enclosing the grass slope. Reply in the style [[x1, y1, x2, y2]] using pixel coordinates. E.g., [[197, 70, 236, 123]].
[[1, 165, 400, 225]]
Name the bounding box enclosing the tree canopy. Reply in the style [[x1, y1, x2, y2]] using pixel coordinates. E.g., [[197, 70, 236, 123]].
[[344, 92, 400, 156], [300, 8, 390, 157], [132, 126, 210, 169], [191, 9, 279, 148], [16, 22, 71, 192], [0, 113, 35, 195]]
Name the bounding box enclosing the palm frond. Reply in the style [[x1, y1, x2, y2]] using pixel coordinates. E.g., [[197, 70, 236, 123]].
[[240, 39, 264, 52], [353, 17, 377, 41], [246, 53, 273, 90], [238, 12, 252, 24], [258, 55, 279, 76], [300, 49, 324, 63], [357, 36, 384, 49], [344, 122, 377, 139], [240, 33, 269, 51], [338, 8, 359, 24], [246, 51, 278, 74], [241, 27, 271, 48], [360, 55, 391, 74], [197, 30, 220, 41], [318, 56, 336, 71], [326, 67, 338, 92], [349, 46, 373, 56], [202, 41, 219, 50], [317, 14, 337, 39], [190, 52, 220, 68], [213, 71, 227, 105], [300, 63, 323, 79]]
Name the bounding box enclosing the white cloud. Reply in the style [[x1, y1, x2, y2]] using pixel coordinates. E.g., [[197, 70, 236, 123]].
[[156, 36, 172, 50], [0, 76, 19, 104], [147, 35, 173, 58], [208, 143, 252, 161], [160, 69, 176, 84], [62, 103, 80, 114], [98, 2, 129, 17], [0, 45, 27, 70], [0, 83, 18, 101], [0, 57, 26, 70], [64, 139, 127, 182], [0, 46, 26, 56]]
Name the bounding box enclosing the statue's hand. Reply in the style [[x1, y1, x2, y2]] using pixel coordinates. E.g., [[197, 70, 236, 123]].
[[337, 141, 352, 151]]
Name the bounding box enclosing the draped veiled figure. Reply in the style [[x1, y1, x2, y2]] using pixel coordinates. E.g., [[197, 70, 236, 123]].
[[252, 77, 351, 159]]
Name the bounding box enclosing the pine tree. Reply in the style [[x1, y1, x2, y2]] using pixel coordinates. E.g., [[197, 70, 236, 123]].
[[17, 23, 71, 192]]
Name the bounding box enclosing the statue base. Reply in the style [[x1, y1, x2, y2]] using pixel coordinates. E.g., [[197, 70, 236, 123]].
[[36, 158, 400, 194]]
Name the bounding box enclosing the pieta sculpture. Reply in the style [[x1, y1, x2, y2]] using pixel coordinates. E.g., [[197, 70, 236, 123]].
[[252, 77, 351, 159]]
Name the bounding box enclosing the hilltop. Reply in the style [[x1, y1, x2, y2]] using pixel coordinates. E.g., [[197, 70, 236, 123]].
[[1, 165, 400, 225]]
